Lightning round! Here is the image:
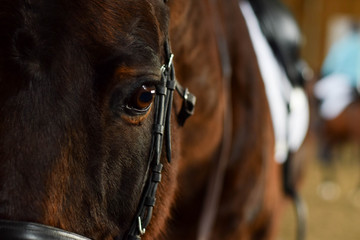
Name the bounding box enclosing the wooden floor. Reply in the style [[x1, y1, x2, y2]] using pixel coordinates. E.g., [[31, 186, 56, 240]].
[[278, 136, 360, 240]]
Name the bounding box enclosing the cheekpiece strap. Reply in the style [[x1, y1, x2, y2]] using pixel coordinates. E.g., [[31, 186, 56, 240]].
[[125, 42, 196, 240], [125, 49, 176, 240]]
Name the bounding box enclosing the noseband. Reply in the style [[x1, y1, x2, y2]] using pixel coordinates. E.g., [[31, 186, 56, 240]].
[[0, 40, 195, 240], [0, 220, 91, 240]]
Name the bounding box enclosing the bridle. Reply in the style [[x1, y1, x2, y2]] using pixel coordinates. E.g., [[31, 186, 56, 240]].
[[124, 41, 196, 240], [0, 4, 196, 239]]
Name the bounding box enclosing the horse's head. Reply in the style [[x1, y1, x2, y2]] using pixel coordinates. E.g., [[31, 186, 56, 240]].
[[0, 0, 186, 239]]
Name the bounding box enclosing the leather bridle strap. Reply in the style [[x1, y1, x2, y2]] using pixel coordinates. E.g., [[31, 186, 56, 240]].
[[124, 41, 195, 240], [0, 220, 91, 240], [124, 48, 174, 240]]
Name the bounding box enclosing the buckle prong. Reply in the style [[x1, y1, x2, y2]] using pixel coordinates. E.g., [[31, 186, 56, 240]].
[[168, 54, 174, 69], [138, 217, 146, 235]]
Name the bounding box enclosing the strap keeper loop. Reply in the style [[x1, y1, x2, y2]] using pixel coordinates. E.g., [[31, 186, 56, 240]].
[[152, 172, 162, 183], [153, 163, 163, 173], [156, 85, 167, 95], [153, 124, 164, 135], [167, 80, 176, 90], [145, 196, 156, 207]]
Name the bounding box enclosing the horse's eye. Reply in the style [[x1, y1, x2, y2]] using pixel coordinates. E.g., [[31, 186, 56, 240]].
[[125, 85, 156, 114]]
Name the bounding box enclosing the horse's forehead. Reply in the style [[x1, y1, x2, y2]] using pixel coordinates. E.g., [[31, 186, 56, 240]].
[[5, 0, 168, 57], [0, 0, 169, 96]]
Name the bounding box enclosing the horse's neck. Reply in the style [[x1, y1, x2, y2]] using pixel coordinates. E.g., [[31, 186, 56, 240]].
[[167, 1, 276, 238], [170, 0, 221, 83], [170, 0, 225, 155], [169, 0, 226, 186]]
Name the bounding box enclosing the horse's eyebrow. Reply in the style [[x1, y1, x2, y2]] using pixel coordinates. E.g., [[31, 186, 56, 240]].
[[113, 65, 160, 81], [100, 38, 159, 65], [96, 50, 160, 75], [94, 51, 161, 92]]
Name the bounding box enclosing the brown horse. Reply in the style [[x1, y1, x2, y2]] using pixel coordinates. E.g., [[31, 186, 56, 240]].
[[313, 23, 360, 193], [317, 97, 360, 153], [315, 88, 360, 185], [0, 0, 290, 239]]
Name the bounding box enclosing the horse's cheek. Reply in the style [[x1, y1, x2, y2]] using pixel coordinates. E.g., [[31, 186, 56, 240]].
[[103, 115, 155, 224]]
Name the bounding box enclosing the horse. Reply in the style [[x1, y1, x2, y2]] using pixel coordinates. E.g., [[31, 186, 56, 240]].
[[314, 78, 360, 198], [0, 0, 305, 239], [313, 23, 360, 197]]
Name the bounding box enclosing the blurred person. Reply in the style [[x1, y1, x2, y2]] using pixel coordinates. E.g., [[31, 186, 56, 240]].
[[314, 21, 360, 201], [315, 21, 360, 120]]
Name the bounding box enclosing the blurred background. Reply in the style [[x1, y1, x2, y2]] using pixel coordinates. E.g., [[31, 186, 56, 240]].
[[283, 0, 360, 72], [277, 0, 360, 239]]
